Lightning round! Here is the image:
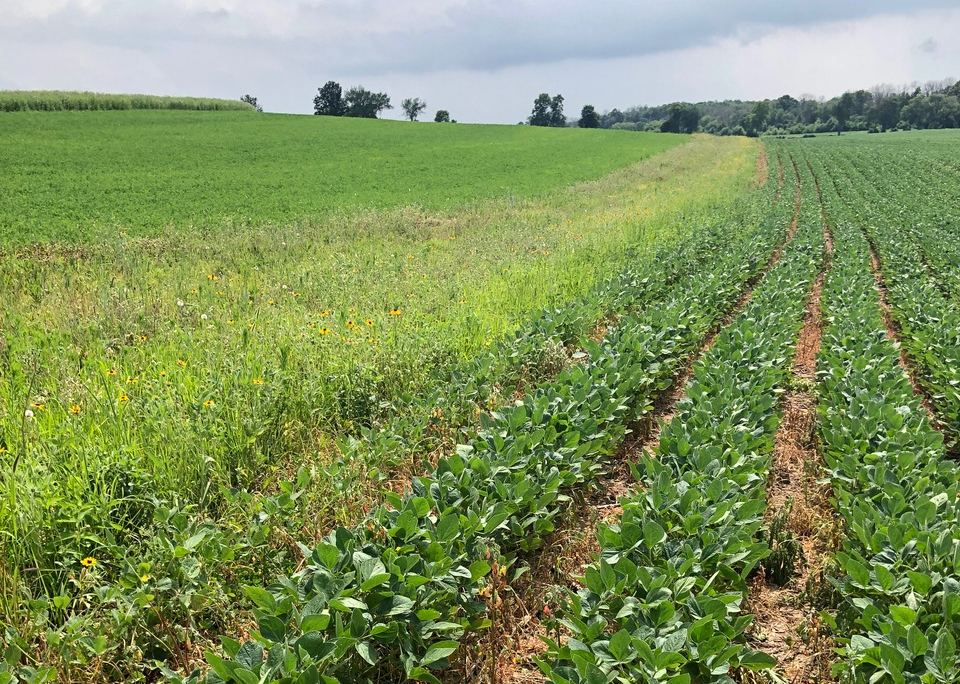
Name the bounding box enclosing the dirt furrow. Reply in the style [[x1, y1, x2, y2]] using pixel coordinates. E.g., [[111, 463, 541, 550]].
[[494, 157, 804, 684], [746, 159, 839, 683], [773, 154, 786, 204], [864, 240, 945, 435]]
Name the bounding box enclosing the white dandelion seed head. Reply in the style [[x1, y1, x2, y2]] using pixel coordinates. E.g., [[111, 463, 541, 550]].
[[200, 313, 208, 320], [177, 299, 185, 307], [24, 409, 34, 419]]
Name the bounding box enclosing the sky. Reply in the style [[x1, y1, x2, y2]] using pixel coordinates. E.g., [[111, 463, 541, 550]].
[[1, 0, 959, 124]]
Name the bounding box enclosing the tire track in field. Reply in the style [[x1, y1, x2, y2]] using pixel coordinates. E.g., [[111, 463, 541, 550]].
[[747, 158, 838, 684], [861, 219, 945, 436], [773, 153, 785, 205], [496, 159, 804, 684]]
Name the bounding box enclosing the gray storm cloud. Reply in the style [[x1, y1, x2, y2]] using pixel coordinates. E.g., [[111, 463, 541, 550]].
[[3, 0, 958, 75]]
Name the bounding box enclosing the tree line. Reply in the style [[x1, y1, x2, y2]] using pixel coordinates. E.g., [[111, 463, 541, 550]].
[[588, 78, 960, 136], [524, 94, 700, 134]]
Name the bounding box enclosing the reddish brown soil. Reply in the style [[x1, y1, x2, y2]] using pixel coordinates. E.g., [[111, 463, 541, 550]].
[[748, 160, 839, 683]]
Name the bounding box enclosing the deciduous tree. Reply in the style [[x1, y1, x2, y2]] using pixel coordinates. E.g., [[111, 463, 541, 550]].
[[314, 81, 345, 116], [434, 109, 451, 122], [528, 93, 566, 127], [344, 86, 392, 119], [401, 97, 427, 121], [578, 104, 600, 128]]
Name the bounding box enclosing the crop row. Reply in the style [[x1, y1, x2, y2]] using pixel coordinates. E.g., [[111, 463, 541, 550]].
[[803, 148, 960, 684], [162, 171, 796, 683], [536, 158, 824, 684], [814, 148, 960, 451]]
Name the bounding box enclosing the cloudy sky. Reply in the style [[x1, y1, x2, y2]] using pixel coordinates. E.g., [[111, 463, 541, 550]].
[[2, 0, 958, 124]]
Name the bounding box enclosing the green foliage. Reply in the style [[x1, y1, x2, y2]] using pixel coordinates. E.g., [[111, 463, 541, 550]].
[[659, 103, 700, 134], [343, 86, 392, 119], [539, 160, 826, 684], [0, 133, 759, 680], [0, 110, 688, 244], [529, 93, 565, 127], [433, 110, 450, 123], [0, 91, 254, 113], [184, 156, 780, 684], [401, 98, 427, 122], [577, 105, 600, 129], [313, 82, 345, 117], [769, 134, 960, 684], [601, 77, 960, 136]]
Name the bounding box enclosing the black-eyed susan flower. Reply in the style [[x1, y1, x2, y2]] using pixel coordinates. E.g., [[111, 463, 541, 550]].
[[389, 308, 402, 316], [138, 335, 148, 342], [32, 403, 45, 410], [252, 379, 264, 386], [268, 299, 276, 306], [319, 327, 331, 335], [118, 395, 129, 402], [203, 400, 216, 408], [0, 445, 7, 454], [365, 319, 374, 327], [68, 405, 81, 414], [319, 310, 329, 317], [81, 557, 97, 568], [346, 320, 356, 328], [107, 369, 117, 376], [159, 371, 167, 377], [307, 323, 316, 329], [227, 319, 235, 325], [177, 359, 187, 367], [127, 378, 138, 384], [190, 289, 199, 294]]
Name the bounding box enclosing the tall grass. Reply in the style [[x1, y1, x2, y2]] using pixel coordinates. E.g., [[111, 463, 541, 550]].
[[0, 90, 255, 113]]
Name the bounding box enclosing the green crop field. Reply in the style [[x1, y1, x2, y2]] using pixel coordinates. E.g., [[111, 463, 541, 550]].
[[3, 107, 960, 684], [0, 110, 685, 244]]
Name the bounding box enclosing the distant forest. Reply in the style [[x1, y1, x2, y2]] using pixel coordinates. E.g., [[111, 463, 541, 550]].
[[592, 78, 960, 136]]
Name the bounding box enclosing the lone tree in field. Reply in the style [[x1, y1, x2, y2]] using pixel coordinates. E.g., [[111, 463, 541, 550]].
[[344, 86, 392, 118], [434, 109, 451, 122], [578, 104, 600, 128], [528, 93, 565, 127], [240, 94, 263, 112], [314, 81, 346, 116], [401, 97, 427, 121]]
